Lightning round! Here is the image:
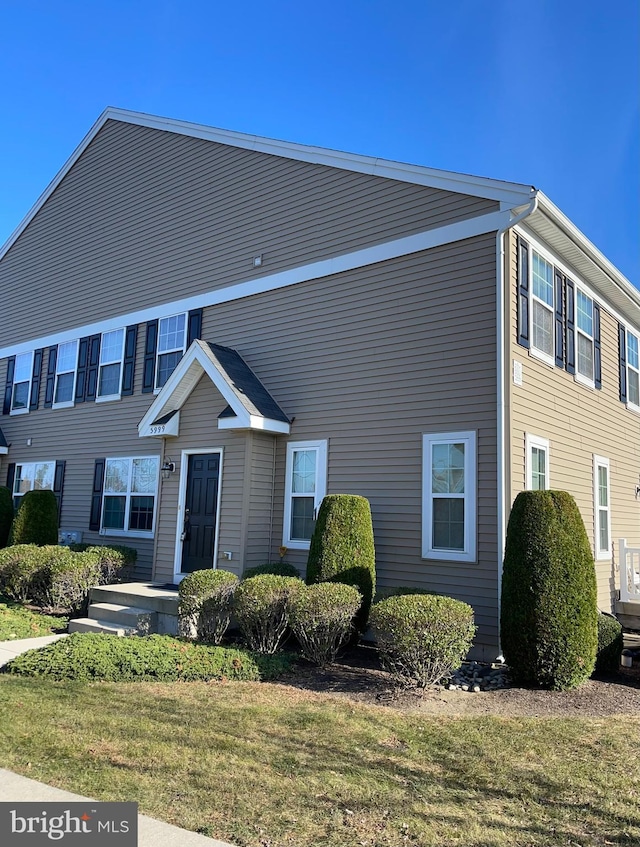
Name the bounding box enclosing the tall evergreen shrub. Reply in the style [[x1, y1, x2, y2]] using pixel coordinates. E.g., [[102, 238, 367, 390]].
[[500, 490, 598, 690], [306, 494, 376, 632], [0, 486, 13, 548], [10, 490, 59, 546]]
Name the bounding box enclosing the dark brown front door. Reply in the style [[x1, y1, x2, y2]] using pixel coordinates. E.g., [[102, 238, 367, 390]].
[[181, 453, 220, 574]]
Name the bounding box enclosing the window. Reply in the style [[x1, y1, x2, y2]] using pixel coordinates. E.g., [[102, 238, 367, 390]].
[[13, 461, 55, 506], [283, 440, 327, 548], [156, 313, 186, 389], [422, 431, 476, 562], [593, 456, 611, 559], [531, 251, 554, 363], [627, 331, 640, 408], [576, 289, 595, 384], [54, 340, 78, 406], [526, 434, 549, 491], [101, 457, 159, 536], [97, 329, 125, 399], [11, 352, 33, 413]]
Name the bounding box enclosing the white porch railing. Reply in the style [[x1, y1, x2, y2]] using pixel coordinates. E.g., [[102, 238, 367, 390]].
[[619, 538, 640, 603]]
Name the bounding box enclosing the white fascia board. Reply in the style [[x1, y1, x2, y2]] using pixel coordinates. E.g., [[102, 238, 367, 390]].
[[1, 208, 512, 360], [0, 107, 533, 264], [139, 412, 181, 439], [0, 447, 8, 456]]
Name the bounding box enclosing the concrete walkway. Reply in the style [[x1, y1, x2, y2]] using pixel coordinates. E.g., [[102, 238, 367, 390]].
[[0, 633, 67, 668]]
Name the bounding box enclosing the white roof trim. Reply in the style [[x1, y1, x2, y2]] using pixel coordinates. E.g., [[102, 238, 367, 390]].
[[0, 447, 8, 456], [0, 106, 535, 262]]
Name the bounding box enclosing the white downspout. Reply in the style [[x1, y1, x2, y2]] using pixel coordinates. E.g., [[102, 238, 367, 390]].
[[495, 195, 538, 660]]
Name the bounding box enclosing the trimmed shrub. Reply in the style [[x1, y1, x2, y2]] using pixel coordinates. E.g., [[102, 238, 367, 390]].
[[178, 568, 238, 644], [234, 574, 302, 654], [3, 632, 292, 682], [10, 489, 59, 546], [0, 545, 44, 602], [288, 582, 361, 665], [71, 545, 137, 584], [594, 612, 624, 675], [0, 487, 13, 548], [44, 549, 103, 614], [500, 490, 598, 690], [306, 494, 376, 632], [242, 562, 300, 580], [369, 593, 476, 688]]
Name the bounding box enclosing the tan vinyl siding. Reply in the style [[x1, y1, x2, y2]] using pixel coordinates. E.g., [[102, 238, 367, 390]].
[[245, 433, 277, 568], [506, 229, 640, 611], [2, 119, 497, 347]]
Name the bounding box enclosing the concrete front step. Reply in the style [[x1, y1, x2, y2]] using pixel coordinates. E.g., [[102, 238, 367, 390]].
[[73, 583, 180, 637], [89, 602, 158, 634], [68, 618, 135, 636], [90, 583, 179, 616]]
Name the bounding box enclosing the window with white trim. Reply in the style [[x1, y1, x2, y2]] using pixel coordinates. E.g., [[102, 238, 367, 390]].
[[593, 455, 611, 559], [97, 328, 125, 399], [283, 440, 327, 549], [531, 251, 554, 363], [627, 331, 640, 408], [54, 340, 78, 407], [156, 313, 186, 389], [101, 456, 159, 537], [422, 431, 476, 562], [11, 352, 33, 414], [13, 461, 55, 505], [525, 434, 549, 491], [576, 289, 595, 384]]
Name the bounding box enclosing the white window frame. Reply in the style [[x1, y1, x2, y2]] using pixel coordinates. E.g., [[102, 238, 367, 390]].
[[283, 440, 328, 550], [422, 431, 476, 563], [13, 461, 56, 505], [10, 351, 34, 415], [155, 313, 187, 391], [525, 434, 550, 491], [100, 456, 160, 539], [575, 288, 595, 388], [593, 455, 611, 560], [626, 329, 640, 412], [96, 328, 125, 402], [53, 339, 79, 409], [529, 250, 555, 367]]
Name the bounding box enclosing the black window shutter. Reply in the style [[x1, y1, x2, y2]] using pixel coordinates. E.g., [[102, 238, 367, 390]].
[[85, 335, 101, 401], [565, 279, 576, 375], [142, 320, 158, 393], [593, 305, 602, 389], [29, 349, 43, 410], [3, 356, 15, 415], [516, 236, 530, 348], [619, 324, 627, 403], [75, 338, 88, 402], [121, 325, 138, 396], [554, 269, 564, 368], [89, 458, 106, 531], [187, 308, 203, 346], [6, 463, 16, 495], [53, 460, 66, 522], [44, 346, 58, 408]]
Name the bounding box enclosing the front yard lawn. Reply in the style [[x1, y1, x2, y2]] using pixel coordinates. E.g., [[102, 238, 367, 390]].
[[0, 675, 638, 846], [0, 593, 68, 640]]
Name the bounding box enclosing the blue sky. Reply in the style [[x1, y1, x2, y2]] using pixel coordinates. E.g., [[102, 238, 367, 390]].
[[2, 0, 638, 282]]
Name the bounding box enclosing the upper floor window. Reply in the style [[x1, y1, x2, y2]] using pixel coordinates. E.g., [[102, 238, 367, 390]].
[[576, 290, 595, 384], [156, 314, 186, 389], [422, 431, 477, 563], [627, 331, 639, 408], [54, 340, 78, 407], [101, 456, 159, 537], [98, 329, 125, 400], [531, 251, 554, 363], [283, 440, 328, 549], [526, 434, 549, 491], [13, 461, 55, 506], [11, 352, 33, 414]]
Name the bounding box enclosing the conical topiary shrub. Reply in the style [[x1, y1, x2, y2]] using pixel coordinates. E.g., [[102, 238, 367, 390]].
[[306, 494, 376, 632], [0, 486, 13, 548], [500, 490, 598, 690], [10, 489, 59, 546]]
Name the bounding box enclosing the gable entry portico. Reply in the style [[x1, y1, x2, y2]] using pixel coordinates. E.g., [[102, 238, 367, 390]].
[[139, 339, 291, 582]]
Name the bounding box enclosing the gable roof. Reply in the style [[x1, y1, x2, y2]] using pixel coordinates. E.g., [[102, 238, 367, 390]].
[[138, 339, 290, 438]]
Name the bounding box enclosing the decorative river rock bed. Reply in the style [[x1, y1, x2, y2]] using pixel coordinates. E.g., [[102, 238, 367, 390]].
[[446, 661, 509, 692]]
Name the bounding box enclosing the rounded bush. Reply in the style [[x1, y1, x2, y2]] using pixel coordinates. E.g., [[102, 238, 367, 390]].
[[500, 490, 598, 690], [0, 486, 13, 548], [242, 562, 300, 580], [306, 494, 376, 632], [10, 489, 59, 546], [178, 568, 238, 644], [3, 632, 292, 682], [0, 544, 44, 602], [369, 593, 476, 688], [288, 582, 361, 665], [594, 612, 623, 675], [234, 574, 302, 654], [69, 544, 137, 583]]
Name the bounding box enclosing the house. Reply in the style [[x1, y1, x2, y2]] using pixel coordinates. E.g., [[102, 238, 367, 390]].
[[1, 108, 639, 658]]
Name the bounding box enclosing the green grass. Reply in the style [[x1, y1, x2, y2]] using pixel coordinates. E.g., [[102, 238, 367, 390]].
[[0, 593, 68, 640], [0, 676, 638, 846]]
